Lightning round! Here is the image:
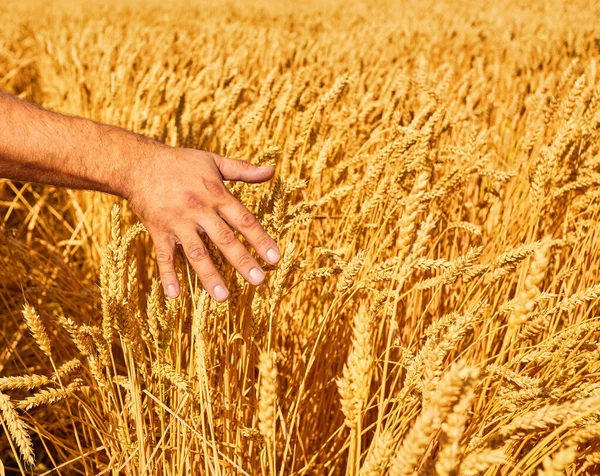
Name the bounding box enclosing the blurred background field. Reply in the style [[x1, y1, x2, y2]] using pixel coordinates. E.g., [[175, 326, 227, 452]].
[[2, 0, 600, 474]]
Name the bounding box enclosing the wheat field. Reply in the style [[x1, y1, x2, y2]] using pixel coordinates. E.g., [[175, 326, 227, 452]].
[[2, 0, 600, 474]]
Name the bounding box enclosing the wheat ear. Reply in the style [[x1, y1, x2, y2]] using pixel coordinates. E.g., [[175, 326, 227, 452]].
[[22, 304, 52, 359], [0, 392, 34, 466]]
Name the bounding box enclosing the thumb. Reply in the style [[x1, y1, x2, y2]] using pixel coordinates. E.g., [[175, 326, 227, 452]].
[[213, 154, 275, 183]]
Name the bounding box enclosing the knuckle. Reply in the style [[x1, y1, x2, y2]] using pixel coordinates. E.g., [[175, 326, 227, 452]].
[[216, 227, 236, 245], [256, 233, 273, 248], [239, 160, 251, 170], [202, 271, 222, 284], [237, 253, 253, 268], [187, 244, 208, 262], [202, 178, 226, 198], [184, 192, 206, 210], [239, 210, 258, 229], [156, 251, 174, 264], [160, 270, 177, 280]]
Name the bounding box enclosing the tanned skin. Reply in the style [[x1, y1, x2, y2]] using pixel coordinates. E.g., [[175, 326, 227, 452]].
[[0, 90, 281, 302]]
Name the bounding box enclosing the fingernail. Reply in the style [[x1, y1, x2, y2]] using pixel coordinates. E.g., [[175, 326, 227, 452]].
[[266, 248, 280, 264], [249, 267, 265, 285], [166, 284, 179, 299], [213, 285, 229, 302]]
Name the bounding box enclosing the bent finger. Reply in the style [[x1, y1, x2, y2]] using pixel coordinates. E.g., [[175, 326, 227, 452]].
[[151, 231, 180, 299], [176, 226, 229, 302], [201, 215, 266, 286], [218, 200, 280, 264]]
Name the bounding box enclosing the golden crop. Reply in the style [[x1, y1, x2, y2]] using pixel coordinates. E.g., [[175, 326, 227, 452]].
[[2, 0, 600, 474]]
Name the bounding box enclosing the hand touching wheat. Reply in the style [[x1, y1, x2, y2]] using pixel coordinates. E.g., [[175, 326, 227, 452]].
[[128, 148, 280, 301], [0, 90, 280, 302]]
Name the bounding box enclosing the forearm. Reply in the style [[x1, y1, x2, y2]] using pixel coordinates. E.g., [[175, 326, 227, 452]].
[[0, 90, 161, 198]]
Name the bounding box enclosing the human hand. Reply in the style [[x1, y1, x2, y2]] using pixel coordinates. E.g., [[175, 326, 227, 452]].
[[126, 146, 280, 302]]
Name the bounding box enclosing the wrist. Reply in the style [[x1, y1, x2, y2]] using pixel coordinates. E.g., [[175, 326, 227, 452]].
[[95, 121, 171, 200]]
